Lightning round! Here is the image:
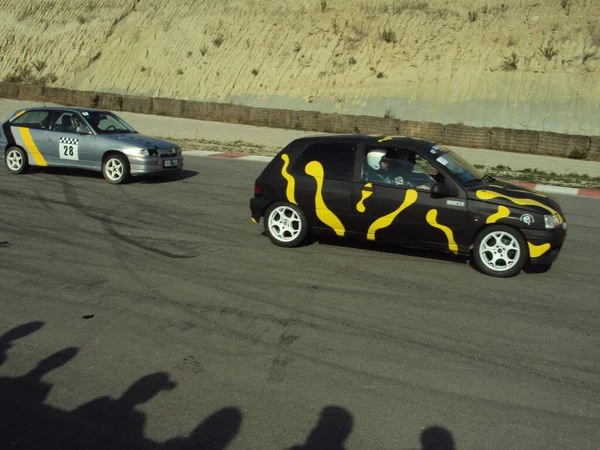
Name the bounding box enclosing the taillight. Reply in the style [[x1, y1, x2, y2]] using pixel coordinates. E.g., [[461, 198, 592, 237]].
[[254, 183, 263, 196]]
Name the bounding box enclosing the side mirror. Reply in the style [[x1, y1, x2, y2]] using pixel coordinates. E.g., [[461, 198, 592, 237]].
[[431, 181, 458, 198], [76, 125, 91, 135]]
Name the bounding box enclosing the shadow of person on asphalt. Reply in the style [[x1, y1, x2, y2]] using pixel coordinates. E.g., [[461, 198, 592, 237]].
[[164, 406, 243, 450], [1, 346, 79, 408], [420, 425, 456, 450], [287, 406, 354, 450], [69, 371, 177, 446], [0, 320, 45, 367], [0, 321, 247, 450]]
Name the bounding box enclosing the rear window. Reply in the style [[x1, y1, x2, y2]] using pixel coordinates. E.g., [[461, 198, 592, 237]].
[[291, 141, 356, 181], [11, 110, 51, 130]]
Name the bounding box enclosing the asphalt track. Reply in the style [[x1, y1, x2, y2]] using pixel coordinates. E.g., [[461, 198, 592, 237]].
[[0, 156, 599, 450]]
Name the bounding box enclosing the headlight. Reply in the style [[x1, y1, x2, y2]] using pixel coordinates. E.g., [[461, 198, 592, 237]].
[[138, 149, 158, 157], [544, 214, 560, 229]]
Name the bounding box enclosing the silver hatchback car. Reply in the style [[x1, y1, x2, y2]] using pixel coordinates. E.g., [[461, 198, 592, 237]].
[[0, 106, 183, 184]]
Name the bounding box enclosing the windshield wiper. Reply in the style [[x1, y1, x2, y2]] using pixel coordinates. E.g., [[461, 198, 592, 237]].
[[481, 174, 496, 182]]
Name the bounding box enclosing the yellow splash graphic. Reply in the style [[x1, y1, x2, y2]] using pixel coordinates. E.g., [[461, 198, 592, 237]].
[[356, 183, 373, 213], [18, 127, 47, 166], [486, 205, 511, 224], [528, 242, 551, 258], [367, 189, 417, 240], [476, 189, 562, 223], [488, 184, 547, 198], [305, 161, 345, 237], [280, 154, 296, 204], [377, 136, 393, 143], [426, 209, 458, 254]]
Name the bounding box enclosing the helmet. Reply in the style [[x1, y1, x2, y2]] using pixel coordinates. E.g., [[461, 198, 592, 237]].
[[366, 150, 388, 170]]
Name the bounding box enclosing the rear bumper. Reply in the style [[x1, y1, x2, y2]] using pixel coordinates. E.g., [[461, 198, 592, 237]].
[[129, 155, 184, 176], [250, 197, 270, 222], [522, 224, 567, 265]]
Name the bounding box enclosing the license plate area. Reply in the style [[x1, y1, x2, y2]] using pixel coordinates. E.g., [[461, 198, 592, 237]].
[[164, 159, 178, 169]]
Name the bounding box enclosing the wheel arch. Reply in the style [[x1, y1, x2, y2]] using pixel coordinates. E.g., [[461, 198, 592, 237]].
[[471, 222, 530, 255]]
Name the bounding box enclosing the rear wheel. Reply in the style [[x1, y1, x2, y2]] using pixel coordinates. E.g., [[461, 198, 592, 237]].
[[264, 202, 309, 248], [102, 153, 130, 184], [5, 147, 29, 174], [472, 225, 528, 277]]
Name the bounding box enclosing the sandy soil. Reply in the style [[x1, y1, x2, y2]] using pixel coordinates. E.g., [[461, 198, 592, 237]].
[[1, 0, 599, 133]]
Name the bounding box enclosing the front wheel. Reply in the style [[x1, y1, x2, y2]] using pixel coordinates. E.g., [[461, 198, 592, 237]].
[[472, 225, 528, 277], [5, 147, 29, 175], [102, 153, 130, 184], [264, 202, 309, 248]]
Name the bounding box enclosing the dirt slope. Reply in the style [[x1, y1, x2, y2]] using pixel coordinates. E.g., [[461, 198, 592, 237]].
[[1, 0, 599, 134]]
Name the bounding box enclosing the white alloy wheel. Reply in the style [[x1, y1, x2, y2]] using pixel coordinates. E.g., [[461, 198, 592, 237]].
[[102, 154, 129, 184], [478, 230, 521, 272], [5, 147, 28, 174], [264, 203, 309, 248], [268, 205, 302, 242]]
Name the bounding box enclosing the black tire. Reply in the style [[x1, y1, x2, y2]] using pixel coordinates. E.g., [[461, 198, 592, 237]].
[[264, 202, 309, 248], [102, 153, 130, 184], [4, 146, 29, 175], [472, 224, 528, 278]]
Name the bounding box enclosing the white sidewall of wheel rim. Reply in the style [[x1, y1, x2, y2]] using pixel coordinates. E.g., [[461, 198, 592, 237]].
[[268, 206, 302, 242], [6, 149, 24, 171], [478, 230, 521, 272], [105, 157, 124, 181]]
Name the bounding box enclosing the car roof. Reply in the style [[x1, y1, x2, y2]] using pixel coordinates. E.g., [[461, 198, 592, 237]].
[[290, 134, 438, 150], [15, 106, 111, 114]]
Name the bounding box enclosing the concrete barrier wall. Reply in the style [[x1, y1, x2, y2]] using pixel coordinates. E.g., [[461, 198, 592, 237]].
[[1, 81, 598, 161]]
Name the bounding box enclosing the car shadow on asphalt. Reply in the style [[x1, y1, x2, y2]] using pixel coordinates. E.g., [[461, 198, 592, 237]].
[[24, 166, 199, 184], [1, 320, 457, 450]]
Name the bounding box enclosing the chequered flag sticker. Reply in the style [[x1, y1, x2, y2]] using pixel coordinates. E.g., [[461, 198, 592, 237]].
[[60, 137, 79, 145]]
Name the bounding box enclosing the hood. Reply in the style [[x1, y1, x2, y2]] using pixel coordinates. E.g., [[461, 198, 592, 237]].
[[466, 179, 564, 218], [104, 133, 177, 150]]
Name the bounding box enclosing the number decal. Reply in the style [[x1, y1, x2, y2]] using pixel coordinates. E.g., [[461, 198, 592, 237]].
[[59, 138, 79, 160]]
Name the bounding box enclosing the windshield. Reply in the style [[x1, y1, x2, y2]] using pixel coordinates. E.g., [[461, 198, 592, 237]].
[[434, 149, 486, 185], [81, 111, 137, 134]]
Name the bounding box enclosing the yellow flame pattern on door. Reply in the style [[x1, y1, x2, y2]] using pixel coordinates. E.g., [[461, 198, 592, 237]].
[[367, 189, 418, 241], [305, 161, 345, 237], [476, 189, 562, 223], [486, 205, 510, 224], [356, 183, 373, 213], [528, 242, 551, 258], [280, 154, 296, 204], [426, 209, 458, 254]]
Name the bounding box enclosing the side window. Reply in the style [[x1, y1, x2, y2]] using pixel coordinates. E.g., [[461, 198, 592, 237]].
[[291, 142, 357, 181], [11, 111, 51, 130], [362, 147, 440, 191], [49, 111, 84, 134]]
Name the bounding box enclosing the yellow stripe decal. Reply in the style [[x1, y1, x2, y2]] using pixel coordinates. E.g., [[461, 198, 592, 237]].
[[377, 136, 393, 143], [528, 242, 550, 258], [18, 127, 47, 166], [15, 110, 26, 118], [280, 154, 296, 204], [367, 189, 417, 240], [356, 183, 373, 213], [426, 209, 458, 254], [305, 161, 345, 237], [476, 189, 562, 223], [486, 205, 510, 224]]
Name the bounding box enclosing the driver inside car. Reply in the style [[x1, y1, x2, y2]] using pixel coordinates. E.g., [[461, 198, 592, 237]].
[[363, 149, 439, 190]]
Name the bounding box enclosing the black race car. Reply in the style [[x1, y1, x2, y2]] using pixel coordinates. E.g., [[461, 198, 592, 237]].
[[249, 135, 567, 277]]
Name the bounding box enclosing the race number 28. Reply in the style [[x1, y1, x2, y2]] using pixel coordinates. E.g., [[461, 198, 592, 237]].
[[59, 143, 79, 160]]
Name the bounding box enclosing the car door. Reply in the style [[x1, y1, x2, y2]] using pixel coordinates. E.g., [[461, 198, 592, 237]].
[[8, 109, 54, 166], [288, 140, 358, 238], [45, 111, 96, 168], [351, 144, 469, 253]]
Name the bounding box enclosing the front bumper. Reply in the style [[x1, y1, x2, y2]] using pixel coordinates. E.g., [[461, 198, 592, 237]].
[[522, 224, 567, 265], [129, 155, 184, 176], [250, 197, 271, 223]]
